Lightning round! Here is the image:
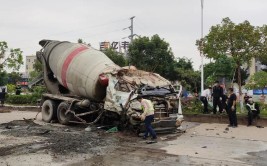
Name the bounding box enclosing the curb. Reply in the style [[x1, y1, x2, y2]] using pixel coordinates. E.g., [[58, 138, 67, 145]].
[[0, 105, 41, 112], [1, 105, 267, 127], [184, 113, 267, 127]]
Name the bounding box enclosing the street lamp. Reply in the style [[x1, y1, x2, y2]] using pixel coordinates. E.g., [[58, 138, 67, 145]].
[[200, 0, 204, 94]]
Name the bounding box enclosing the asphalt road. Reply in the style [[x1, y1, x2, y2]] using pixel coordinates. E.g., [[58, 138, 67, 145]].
[[0, 110, 267, 166]]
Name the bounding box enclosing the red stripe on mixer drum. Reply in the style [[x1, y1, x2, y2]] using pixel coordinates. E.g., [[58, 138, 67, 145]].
[[61, 45, 88, 88]]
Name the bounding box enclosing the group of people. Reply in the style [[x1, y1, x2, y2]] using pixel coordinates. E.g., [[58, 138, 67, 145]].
[[135, 82, 261, 142], [200, 81, 260, 127]]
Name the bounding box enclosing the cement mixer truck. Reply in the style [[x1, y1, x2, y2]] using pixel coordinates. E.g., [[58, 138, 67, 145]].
[[37, 39, 183, 133]]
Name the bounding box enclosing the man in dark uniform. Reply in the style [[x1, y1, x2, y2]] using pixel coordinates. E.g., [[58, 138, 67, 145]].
[[212, 81, 223, 114], [244, 93, 251, 104], [227, 88, 237, 127], [246, 98, 260, 126]]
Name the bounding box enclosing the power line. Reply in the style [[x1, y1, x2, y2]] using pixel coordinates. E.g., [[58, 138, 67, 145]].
[[122, 16, 138, 43]]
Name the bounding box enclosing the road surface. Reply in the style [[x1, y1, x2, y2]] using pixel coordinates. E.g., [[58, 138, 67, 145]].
[[0, 110, 267, 166]]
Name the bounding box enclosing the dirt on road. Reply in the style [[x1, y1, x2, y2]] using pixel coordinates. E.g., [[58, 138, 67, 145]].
[[1, 109, 267, 166], [0, 110, 184, 166]]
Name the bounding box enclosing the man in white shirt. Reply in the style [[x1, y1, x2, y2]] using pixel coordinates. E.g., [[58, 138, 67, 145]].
[[137, 95, 157, 141], [200, 87, 212, 114]]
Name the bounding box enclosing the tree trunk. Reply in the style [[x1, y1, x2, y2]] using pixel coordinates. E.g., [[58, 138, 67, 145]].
[[237, 65, 244, 113]]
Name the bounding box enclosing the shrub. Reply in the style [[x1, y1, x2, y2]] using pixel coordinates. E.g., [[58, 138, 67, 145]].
[[6, 86, 46, 105], [6, 94, 34, 104], [7, 84, 16, 93], [182, 97, 204, 114]]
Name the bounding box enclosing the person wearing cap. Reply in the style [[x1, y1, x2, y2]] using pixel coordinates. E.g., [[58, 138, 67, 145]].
[[212, 81, 223, 114], [227, 88, 237, 127], [136, 95, 157, 141], [200, 87, 212, 114], [246, 98, 260, 126]]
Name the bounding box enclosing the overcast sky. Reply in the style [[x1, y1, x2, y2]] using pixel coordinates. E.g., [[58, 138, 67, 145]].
[[1, 0, 267, 71]]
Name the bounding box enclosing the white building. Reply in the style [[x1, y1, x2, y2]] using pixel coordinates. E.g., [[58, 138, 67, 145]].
[[25, 55, 37, 76]]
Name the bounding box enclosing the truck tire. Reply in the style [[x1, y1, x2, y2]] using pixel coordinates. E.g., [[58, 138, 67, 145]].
[[42, 99, 57, 122], [57, 102, 72, 125]]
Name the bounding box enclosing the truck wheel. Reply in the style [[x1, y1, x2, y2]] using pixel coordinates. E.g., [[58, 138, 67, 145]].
[[42, 99, 57, 122], [57, 102, 72, 125]]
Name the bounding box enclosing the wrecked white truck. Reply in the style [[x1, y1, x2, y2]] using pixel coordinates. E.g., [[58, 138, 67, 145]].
[[37, 40, 183, 133]]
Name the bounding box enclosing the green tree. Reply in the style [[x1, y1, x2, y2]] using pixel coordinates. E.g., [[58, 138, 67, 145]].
[[78, 38, 84, 44], [203, 56, 249, 86], [128, 34, 174, 79], [77, 38, 91, 46], [174, 57, 193, 70], [33, 59, 42, 72], [172, 58, 201, 92], [0, 71, 8, 86], [29, 59, 43, 81], [196, 17, 261, 97], [258, 25, 267, 71], [102, 48, 127, 67], [245, 71, 267, 96], [0, 41, 23, 85], [7, 72, 22, 84]]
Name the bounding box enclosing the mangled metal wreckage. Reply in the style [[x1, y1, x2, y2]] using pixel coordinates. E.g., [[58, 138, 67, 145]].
[[37, 39, 183, 133]]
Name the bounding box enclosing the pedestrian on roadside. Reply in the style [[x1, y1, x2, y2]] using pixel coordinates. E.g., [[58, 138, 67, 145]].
[[246, 98, 260, 126], [200, 87, 212, 114], [244, 93, 251, 104], [212, 81, 223, 114], [136, 95, 157, 141], [227, 88, 237, 128]]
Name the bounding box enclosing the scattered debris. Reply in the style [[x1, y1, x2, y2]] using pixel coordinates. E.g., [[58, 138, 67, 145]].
[[85, 127, 92, 132], [225, 127, 229, 131], [23, 118, 35, 123], [146, 140, 157, 144], [216, 133, 220, 135], [195, 152, 198, 154], [5, 125, 12, 129], [223, 131, 228, 133], [201, 146, 207, 148], [106, 127, 118, 133], [256, 126, 264, 128], [37, 130, 50, 135], [64, 129, 70, 132], [206, 128, 214, 131]]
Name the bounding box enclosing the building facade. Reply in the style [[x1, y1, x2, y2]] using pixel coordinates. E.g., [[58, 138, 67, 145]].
[[25, 55, 36, 76]]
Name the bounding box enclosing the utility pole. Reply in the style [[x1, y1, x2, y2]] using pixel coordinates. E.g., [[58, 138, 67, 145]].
[[130, 16, 135, 43], [200, 0, 204, 94], [123, 16, 135, 42], [122, 16, 135, 65]]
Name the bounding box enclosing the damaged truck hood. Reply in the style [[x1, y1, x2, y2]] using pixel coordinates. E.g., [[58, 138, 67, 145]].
[[104, 66, 174, 113]]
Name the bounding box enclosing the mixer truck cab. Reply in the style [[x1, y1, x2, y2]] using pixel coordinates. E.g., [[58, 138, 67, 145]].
[[37, 40, 183, 133]]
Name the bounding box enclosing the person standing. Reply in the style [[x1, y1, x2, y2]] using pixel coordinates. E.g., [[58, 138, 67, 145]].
[[136, 95, 157, 141], [227, 88, 237, 128], [212, 81, 223, 114], [246, 98, 260, 126], [200, 87, 212, 114]]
